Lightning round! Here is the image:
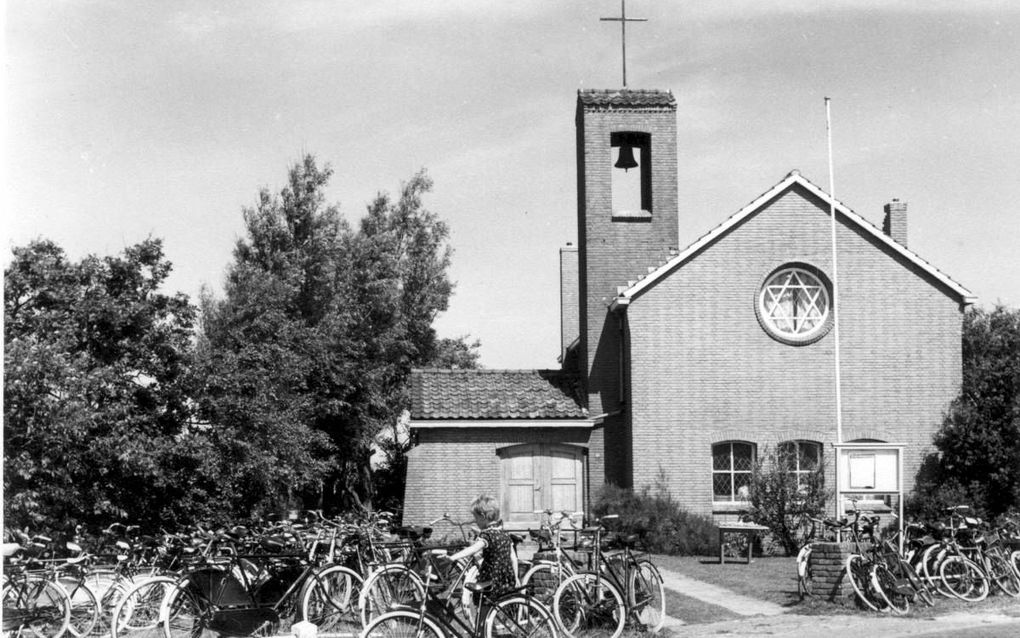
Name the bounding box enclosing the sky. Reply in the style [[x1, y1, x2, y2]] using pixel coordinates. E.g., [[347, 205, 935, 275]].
[[5, 0, 1019, 370]]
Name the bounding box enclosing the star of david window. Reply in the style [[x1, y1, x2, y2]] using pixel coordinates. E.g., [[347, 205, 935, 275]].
[[757, 265, 832, 345]]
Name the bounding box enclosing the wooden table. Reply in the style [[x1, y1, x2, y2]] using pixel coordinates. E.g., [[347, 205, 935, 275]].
[[717, 522, 770, 564]]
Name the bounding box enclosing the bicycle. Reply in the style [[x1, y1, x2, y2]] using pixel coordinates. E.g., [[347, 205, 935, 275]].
[[841, 503, 888, 612], [159, 525, 363, 638], [866, 528, 928, 614], [361, 550, 556, 638], [938, 514, 1017, 601], [520, 510, 586, 606], [599, 527, 665, 632], [2, 538, 73, 638], [550, 515, 627, 638], [926, 507, 990, 602]]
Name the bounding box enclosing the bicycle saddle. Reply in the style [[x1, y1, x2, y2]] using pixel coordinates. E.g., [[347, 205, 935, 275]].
[[392, 525, 432, 540], [528, 529, 551, 543]]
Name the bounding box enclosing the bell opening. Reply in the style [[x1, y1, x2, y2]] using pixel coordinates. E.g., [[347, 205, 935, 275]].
[[614, 144, 638, 172]]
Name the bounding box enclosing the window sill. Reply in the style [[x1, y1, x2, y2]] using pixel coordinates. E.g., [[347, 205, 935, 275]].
[[611, 209, 652, 222], [711, 502, 751, 515]]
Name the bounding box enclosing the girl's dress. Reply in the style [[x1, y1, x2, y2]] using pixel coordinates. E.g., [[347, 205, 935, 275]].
[[477, 524, 517, 595]]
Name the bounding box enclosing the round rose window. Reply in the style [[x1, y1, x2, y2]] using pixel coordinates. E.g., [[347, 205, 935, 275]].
[[757, 266, 831, 344]]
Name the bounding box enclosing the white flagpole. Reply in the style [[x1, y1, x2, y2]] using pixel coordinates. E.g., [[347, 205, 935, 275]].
[[825, 97, 843, 446], [826, 97, 845, 523]]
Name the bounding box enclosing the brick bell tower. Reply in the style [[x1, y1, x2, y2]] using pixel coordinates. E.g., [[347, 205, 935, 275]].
[[575, 88, 678, 487]]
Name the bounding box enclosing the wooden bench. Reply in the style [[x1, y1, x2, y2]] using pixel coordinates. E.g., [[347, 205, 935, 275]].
[[717, 522, 770, 564]]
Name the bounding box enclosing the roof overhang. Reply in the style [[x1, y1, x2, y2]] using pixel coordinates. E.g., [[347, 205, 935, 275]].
[[611, 171, 977, 307], [410, 419, 595, 429]]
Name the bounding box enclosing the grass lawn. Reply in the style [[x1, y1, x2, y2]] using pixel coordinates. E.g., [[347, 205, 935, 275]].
[[654, 554, 802, 608]]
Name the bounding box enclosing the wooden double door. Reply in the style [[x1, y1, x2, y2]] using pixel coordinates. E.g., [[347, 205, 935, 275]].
[[500, 443, 584, 528]]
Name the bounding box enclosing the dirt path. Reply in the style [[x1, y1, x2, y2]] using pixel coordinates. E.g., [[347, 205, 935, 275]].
[[662, 610, 1020, 637], [654, 564, 1020, 636], [657, 566, 787, 618]]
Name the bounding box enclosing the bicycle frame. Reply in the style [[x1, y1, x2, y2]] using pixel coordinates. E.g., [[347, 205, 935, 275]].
[[384, 556, 536, 638]]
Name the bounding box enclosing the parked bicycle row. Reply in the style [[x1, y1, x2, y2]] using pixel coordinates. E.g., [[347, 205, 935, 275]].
[[797, 501, 1020, 614], [3, 503, 666, 638]]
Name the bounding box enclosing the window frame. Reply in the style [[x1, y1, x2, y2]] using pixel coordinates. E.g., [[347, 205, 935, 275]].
[[778, 440, 823, 491], [755, 264, 833, 345], [712, 441, 756, 503], [610, 131, 652, 218]]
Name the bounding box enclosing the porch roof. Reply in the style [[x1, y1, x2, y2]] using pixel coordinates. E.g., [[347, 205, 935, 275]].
[[410, 368, 587, 421]]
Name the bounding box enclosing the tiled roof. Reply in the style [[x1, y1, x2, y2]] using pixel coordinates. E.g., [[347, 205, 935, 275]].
[[577, 89, 676, 109], [410, 369, 587, 420]]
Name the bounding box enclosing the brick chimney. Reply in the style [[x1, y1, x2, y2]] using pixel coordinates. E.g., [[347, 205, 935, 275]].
[[559, 243, 579, 365], [883, 199, 908, 247]]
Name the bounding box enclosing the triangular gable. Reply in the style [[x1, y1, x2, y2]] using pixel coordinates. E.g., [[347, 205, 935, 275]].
[[611, 171, 976, 309]]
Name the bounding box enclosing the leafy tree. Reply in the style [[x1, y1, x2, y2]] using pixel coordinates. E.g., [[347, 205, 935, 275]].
[[926, 305, 1020, 517], [4, 239, 197, 532], [748, 446, 830, 555], [430, 336, 482, 370], [196, 155, 469, 514]]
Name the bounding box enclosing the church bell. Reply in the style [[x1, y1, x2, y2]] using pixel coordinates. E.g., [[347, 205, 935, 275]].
[[614, 143, 638, 171]]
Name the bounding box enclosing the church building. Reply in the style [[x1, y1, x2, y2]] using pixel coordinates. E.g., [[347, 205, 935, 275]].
[[402, 88, 975, 530]]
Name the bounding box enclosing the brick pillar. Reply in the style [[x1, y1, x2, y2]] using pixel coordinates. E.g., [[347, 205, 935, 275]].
[[808, 542, 864, 605]]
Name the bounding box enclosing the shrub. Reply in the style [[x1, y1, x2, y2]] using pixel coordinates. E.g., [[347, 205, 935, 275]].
[[591, 474, 718, 556], [748, 445, 830, 556], [905, 472, 988, 522]]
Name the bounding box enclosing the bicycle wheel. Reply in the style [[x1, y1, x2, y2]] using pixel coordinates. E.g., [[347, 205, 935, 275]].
[[986, 551, 1020, 598], [521, 562, 568, 606], [628, 560, 664, 632], [1010, 549, 1020, 580], [361, 609, 443, 638], [110, 577, 176, 638], [552, 572, 625, 638], [358, 564, 425, 628], [939, 556, 989, 602], [3, 579, 72, 638], [161, 581, 217, 638], [83, 568, 132, 637], [796, 546, 814, 600], [57, 578, 100, 637], [484, 595, 557, 638], [869, 563, 910, 615], [844, 555, 884, 612], [299, 565, 363, 635], [919, 545, 951, 597]]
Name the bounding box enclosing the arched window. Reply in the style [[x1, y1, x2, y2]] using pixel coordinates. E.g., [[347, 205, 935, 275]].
[[778, 440, 822, 490], [712, 442, 756, 502]]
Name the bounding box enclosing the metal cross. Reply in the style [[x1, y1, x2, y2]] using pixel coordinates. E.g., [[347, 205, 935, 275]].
[[600, 0, 648, 87]]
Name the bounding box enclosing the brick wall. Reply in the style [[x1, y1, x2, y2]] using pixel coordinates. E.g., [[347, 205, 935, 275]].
[[560, 245, 579, 361], [624, 184, 964, 516], [403, 427, 592, 527]]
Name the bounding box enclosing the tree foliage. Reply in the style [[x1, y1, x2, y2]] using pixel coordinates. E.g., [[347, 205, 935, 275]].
[[924, 305, 1020, 517], [195, 155, 469, 514], [4, 156, 474, 529], [4, 239, 197, 531]]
